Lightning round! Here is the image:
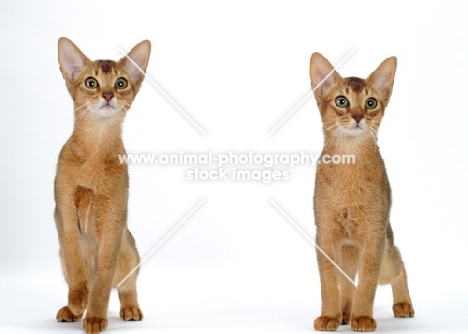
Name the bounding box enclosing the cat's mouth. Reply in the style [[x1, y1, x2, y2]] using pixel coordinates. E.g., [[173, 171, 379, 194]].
[[345, 123, 366, 136], [99, 103, 115, 110], [89, 101, 118, 118], [95, 101, 118, 117]]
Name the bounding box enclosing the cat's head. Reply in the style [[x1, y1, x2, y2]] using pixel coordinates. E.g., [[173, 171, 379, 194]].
[[58, 37, 151, 121], [309, 53, 396, 144]]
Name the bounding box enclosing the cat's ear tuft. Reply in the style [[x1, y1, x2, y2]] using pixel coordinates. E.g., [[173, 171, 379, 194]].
[[310, 52, 340, 97], [367, 57, 397, 100], [121, 40, 151, 85], [58, 37, 87, 82]]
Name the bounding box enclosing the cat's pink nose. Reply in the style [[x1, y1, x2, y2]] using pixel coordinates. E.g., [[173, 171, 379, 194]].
[[102, 92, 113, 102], [352, 113, 363, 123]]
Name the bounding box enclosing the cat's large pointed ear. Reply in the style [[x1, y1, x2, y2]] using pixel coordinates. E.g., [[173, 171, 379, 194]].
[[367, 57, 397, 101], [58, 37, 88, 82], [309, 52, 341, 98], [121, 40, 151, 85]]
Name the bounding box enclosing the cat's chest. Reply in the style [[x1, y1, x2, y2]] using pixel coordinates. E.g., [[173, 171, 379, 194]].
[[58, 138, 128, 193], [317, 164, 378, 190], [77, 159, 127, 191], [315, 157, 389, 206], [314, 157, 391, 230]]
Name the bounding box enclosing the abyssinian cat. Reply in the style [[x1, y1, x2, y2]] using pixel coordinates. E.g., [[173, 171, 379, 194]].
[[309, 53, 414, 331], [55, 37, 150, 333]]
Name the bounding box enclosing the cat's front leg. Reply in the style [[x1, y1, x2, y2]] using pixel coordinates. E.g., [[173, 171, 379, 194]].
[[314, 231, 342, 331], [339, 245, 359, 325], [350, 231, 385, 332], [55, 202, 89, 322], [83, 198, 124, 333], [56, 282, 88, 322], [83, 245, 118, 334]]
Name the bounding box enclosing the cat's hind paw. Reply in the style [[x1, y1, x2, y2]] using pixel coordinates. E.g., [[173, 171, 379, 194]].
[[314, 316, 340, 331], [120, 305, 143, 321], [83, 317, 108, 334], [342, 310, 351, 324], [56, 305, 84, 322], [393, 302, 414, 318], [351, 316, 376, 332]]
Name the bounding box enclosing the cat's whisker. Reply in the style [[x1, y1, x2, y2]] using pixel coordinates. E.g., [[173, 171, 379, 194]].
[[75, 101, 98, 123], [120, 102, 136, 113], [324, 136, 334, 149], [337, 128, 345, 146], [368, 125, 378, 135], [121, 101, 134, 107], [367, 128, 378, 149], [334, 129, 343, 146], [324, 129, 337, 147], [73, 103, 89, 114], [325, 123, 338, 131], [325, 127, 342, 148], [74, 104, 90, 123], [120, 106, 130, 115], [338, 128, 345, 143]]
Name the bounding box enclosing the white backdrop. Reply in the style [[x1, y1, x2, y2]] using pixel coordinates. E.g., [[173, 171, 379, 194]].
[[1, 0, 467, 333]]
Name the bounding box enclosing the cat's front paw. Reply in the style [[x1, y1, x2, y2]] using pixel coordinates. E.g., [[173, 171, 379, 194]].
[[351, 316, 376, 332], [314, 316, 340, 331], [68, 287, 88, 315], [120, 305, 143, 321], [83, 317, 108, 334], [56, 305, 84, 322], [393, 303, 414, 318]]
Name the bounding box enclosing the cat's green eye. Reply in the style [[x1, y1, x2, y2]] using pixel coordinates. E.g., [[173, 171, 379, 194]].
[[85, 77, 99, 89], [365, 98, 378, 109], [335, 96, 349, 108], [115, 78, 128, 89]]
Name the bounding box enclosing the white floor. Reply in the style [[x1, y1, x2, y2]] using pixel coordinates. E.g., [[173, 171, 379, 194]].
[[2, 270, 467, 334]]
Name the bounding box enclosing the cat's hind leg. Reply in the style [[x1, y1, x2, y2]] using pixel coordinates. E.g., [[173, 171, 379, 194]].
[[379, 227, 414, 318], [391, 264, 414, 318], [115, 229, 143, 321]]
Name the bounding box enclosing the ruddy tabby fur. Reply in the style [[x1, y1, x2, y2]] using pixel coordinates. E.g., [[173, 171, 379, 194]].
[[54, 37, 150, 334], [310, 53, 414, 331]]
